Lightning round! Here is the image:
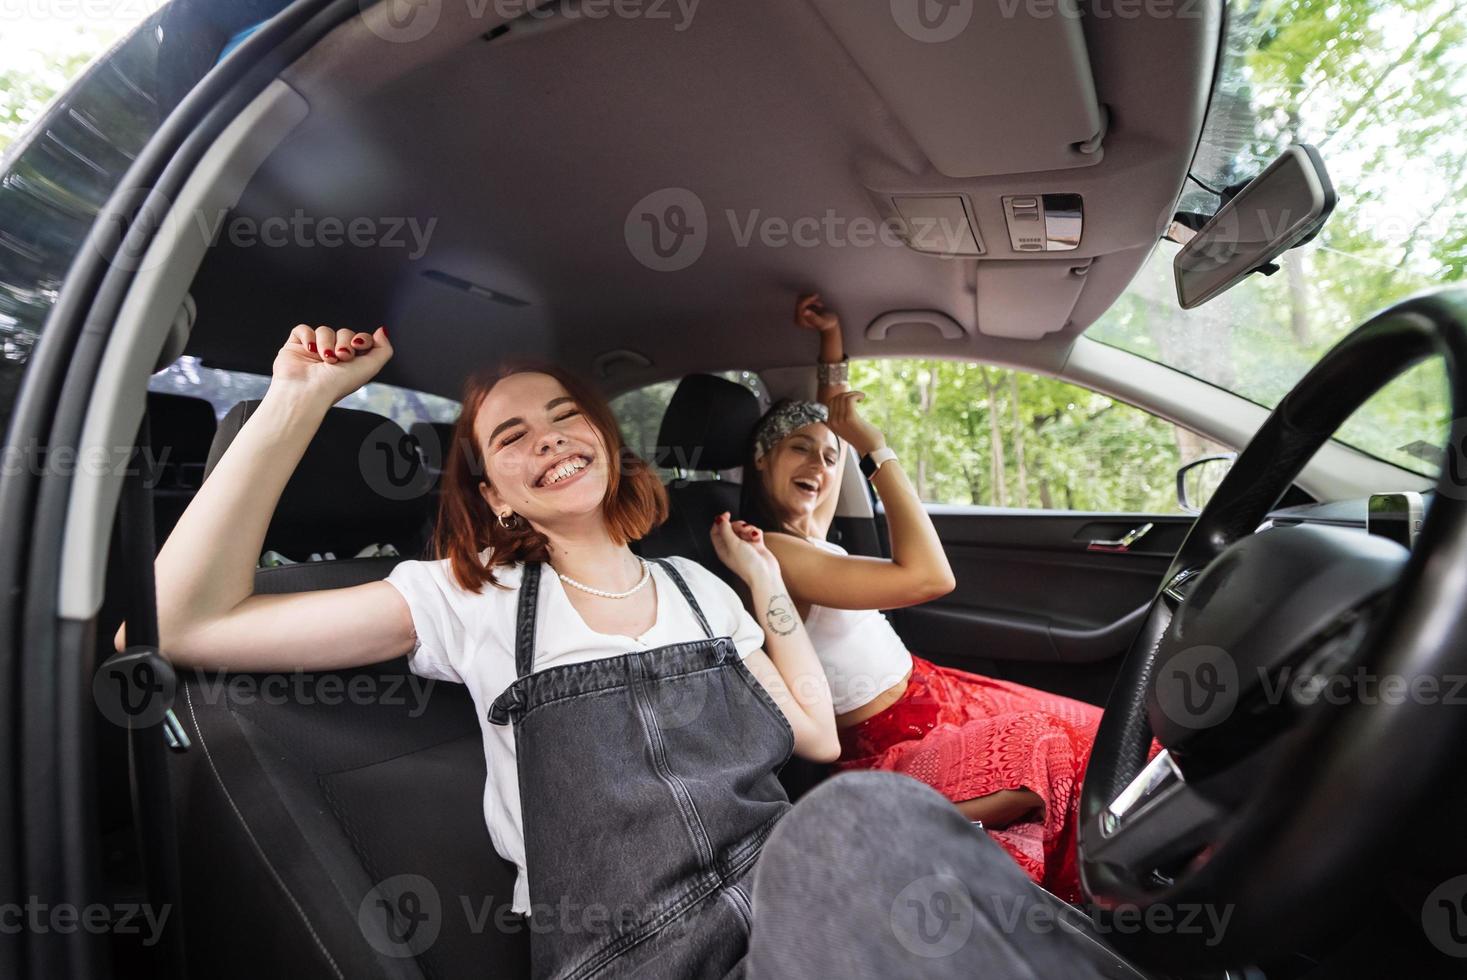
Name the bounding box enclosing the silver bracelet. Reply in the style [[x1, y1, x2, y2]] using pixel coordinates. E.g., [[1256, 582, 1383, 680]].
[[817, 356, 849, 386]]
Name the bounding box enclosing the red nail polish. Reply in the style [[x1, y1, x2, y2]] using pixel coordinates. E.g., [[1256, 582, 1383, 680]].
[[380, 326, 388, 337], [337, 348, 349, 356], [351, 337, 365, 346], [307, 342, 316, 352]]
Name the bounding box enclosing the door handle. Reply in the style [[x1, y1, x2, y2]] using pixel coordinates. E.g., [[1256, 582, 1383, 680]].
[[1086, 522, 1154, 553]]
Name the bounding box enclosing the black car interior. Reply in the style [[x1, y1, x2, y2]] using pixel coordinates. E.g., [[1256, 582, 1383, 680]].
[[5, 0, 1457, 974], [148, 400, 513, 978], [115, 350, 1464, 979], [202, 400, 436, 560], [636, 372, 760, 587], [124, 373, 860, 980], [145, 393, 217, 548], [130, 343, 1203, 977]]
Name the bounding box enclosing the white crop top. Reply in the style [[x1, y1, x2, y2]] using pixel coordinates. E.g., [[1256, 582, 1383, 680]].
[[383, 554, 764, 914], [800, 539, 914, 714]]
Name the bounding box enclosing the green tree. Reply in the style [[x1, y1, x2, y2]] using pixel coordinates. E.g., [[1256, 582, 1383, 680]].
[[0, 26, 119, 153], [1090, 0, 1464, 475], [849, 359, 1219, 513]]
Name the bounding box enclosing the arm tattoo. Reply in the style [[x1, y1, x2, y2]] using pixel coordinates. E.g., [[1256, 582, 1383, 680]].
[[764, 593, 798, 636]]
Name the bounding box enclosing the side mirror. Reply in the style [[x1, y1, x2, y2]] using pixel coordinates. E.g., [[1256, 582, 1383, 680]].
[[1172, 145, 1336, 310], [1177, 454, 1236, 514]]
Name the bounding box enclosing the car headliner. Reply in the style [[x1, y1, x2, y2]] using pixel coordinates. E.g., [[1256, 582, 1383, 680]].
[[185, 0, 1223, 401]]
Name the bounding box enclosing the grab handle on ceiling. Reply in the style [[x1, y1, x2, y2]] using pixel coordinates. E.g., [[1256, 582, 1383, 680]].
[[865, 311, 967, 342]]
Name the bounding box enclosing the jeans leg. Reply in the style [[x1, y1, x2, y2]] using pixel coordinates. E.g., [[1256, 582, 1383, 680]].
[[742, 771, 1137, 979]]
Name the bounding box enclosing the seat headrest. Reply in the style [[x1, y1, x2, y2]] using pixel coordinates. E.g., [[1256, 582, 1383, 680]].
[[147, 391, 218, 462], [654, 374, 760, 472], [409, 420, 458, 472], [147, 391, 218, 490], [203, 400, 435, 558]]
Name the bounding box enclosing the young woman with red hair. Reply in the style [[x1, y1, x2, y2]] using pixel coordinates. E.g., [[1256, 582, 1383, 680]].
[[128, 323, 1128, 979]]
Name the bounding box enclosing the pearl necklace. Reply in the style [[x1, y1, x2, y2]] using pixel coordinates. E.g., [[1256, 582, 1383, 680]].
[[556, 559, 651, 600]]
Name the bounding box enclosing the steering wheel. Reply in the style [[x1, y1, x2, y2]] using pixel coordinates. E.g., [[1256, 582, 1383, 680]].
[[1078, 288, 1467, 967]]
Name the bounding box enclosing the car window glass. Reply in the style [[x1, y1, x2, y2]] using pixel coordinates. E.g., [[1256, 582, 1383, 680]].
[[1088, 0, 1464, 478], [849, 359, 1227, 513], [150, 355, 461, 430], [1, 14, 174, 431], [0, 2, 283, 432]]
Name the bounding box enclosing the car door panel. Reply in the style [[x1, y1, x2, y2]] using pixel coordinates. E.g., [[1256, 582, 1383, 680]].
[[880, 509, 1193, 700]]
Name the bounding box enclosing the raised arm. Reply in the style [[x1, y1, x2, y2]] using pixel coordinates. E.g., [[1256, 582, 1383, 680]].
[[710, 514, 840, 763], [766, 390, 955, 612], [794, 293, 848, 532], [117, 325, 416, 671], [795, 292, 848, 405]]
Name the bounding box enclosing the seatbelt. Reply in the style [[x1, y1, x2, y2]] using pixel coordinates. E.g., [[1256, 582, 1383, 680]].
[[116, 410, 188, 978]]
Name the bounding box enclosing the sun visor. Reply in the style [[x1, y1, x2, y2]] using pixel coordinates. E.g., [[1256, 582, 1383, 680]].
[[809, 0, 1105, 178], [975, 259, 1094, 339]]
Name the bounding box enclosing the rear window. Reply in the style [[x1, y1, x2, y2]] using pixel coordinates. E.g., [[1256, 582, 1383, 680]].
[[611, 371, 768, 476], [150, 355, 460, 429]]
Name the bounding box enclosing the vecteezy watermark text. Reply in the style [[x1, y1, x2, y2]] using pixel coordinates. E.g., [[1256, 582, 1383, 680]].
[[364, 0, 700, 45], [889, 873, 1233, 958], [1154, 644, 1467, 731], [0, 898, 171, 947], [624, 188, 973, 272], [191, 209, 436, 260], [95, 186, 439, 273], [358, 874, 696, 958], [93, 649, 439, 731], [0, 0, 164, 22]]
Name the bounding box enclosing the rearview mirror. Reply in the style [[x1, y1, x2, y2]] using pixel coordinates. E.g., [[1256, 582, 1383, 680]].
[[1177, 454, 1235, 514], [1172, 145, 1336, 310]]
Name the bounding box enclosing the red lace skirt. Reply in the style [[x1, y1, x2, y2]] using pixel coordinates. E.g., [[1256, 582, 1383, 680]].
[[835, 655, 1106, 901]]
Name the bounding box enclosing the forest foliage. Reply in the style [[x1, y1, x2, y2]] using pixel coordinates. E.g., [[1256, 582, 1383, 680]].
[[1088, 0, 1463, 477]]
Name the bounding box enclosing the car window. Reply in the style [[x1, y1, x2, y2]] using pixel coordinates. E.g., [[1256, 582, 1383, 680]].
[[0, 12, 177, 432], [1087, 0, 1464, 477], [0, 3, 292, 434], [150, 355, 461, 430], [611, 371, 768, 476], [849, 359, 1227, 513]]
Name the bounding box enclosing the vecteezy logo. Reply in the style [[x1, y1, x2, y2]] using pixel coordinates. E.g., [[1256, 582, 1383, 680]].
[[359, 874, 442, 958], [363, 0, 442, 44], [93, 649, 177, 729], [1441, 418, 1467, 501], [1423, 875, 1467, 958], [890, 874, 974, 958], [890, 0, 974, 43], [624, 188, 708, 272], [1154, 645, 1239, 731], [361, 419, 433, 502], [649, 673, 709, 731]]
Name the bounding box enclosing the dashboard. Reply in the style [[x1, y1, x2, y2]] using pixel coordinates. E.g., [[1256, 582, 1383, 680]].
[[1265, 490, 1432, 548]]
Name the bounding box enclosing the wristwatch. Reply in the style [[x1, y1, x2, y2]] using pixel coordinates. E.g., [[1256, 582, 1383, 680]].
[[859, 446, 898, 480]]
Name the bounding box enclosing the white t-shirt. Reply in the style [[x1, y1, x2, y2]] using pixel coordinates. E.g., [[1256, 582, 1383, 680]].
[[383, 554, 765, 915], [801, 540, 914, 713]]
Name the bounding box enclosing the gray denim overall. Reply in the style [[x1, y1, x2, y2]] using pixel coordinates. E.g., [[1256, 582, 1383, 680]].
[[487, 560, 794, 980]]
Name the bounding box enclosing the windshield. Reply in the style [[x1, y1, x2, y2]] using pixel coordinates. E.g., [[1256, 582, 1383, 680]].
[[1089, 0, 1464, 477]]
